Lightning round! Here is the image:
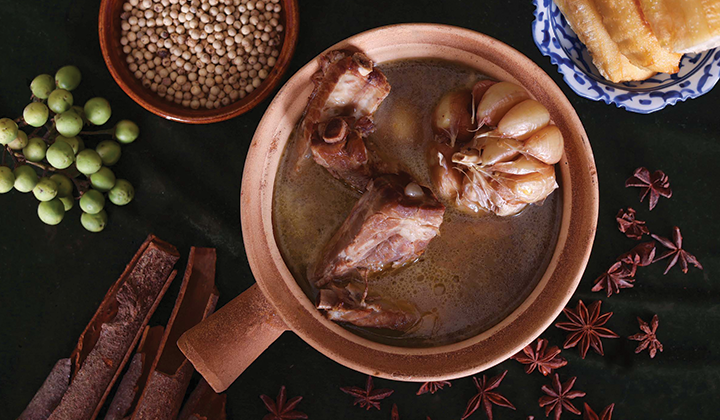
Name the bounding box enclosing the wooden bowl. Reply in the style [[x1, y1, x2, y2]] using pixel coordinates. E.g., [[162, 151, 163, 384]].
[[98, 0, 299, 124], [178, 24, 599, 392]]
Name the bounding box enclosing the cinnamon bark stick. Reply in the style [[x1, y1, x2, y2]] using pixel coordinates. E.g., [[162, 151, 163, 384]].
[[177, 379, 227, 420], [19, 235, 180, 420], [103, 326, 164, 420], [130, 247, 220, 420], [18, 359, 71, 420]]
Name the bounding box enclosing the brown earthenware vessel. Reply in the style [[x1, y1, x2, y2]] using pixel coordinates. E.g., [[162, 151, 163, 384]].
[[98, 0, 299, 124], [178, 24, 599, 392]]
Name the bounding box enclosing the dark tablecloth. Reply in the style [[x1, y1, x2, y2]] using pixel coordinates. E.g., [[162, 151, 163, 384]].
[[1, 0, 718, 419]]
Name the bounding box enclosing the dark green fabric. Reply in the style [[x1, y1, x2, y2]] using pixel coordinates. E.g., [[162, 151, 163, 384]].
[[1, 0, 718, 418]]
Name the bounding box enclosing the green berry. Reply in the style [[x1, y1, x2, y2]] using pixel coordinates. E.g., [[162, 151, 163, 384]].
[[80, 189, 105, 214], [59, 196, 74, 211], [81, 210, 108, 232], [48, 89, 74, 113], [38, 198, 65, 225], [13, 165, 38, 192], [55, 135, 84, 154], [23, 137, 47, 162], [33, 177, 59, 201], [114, 120, 139, 144], [23, 102, 49, 127], [7, 130, 29, 150], [76, 149, 103, 175], [46, 141, 75, 169], [50, 173, 73, 197], [96, 140, 122, 166], [0, 117, 19, 145], [55, 65, 82, 91], [30, 74, 55, 99], [0, 166, 15, 193], [90, 167, 116, 192], [55, 109, 83, 137], [108, 179, 134, 206], [84, 97, 112, 126]]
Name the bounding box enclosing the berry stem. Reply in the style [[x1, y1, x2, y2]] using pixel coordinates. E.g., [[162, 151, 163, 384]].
[[42, 126, 57, 142], [24, 160, 54, 171], [3, 146, 56, 172], [3, 145, 17, 167]]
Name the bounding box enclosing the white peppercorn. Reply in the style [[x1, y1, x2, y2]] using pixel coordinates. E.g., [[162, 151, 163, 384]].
[[120, 0, 283, 109]]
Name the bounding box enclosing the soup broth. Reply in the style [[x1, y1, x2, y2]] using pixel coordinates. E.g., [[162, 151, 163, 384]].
[[273, 59, 562, 347]]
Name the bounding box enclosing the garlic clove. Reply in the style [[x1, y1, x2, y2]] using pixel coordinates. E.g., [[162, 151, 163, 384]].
[[427, 143, 463, 202], [432, 89, 474, 146], [476, 82, 529, 128], [522, 125, 564, 165], [480, 138, 521, 166], [496, 99, 551, 140], [490, 155, 549, 175], [501, 166, 558, 204], [471, 79, 497, 109]]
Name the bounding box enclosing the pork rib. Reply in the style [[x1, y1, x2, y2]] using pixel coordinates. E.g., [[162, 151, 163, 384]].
[[312, 173, 445, 288], [310, 117, 376, 191], [317, 282, 419, 331], [294, 50, 391, 173]]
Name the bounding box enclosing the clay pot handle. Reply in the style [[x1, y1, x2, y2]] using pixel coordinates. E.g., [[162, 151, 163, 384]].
[[177, 283, 288, 392]]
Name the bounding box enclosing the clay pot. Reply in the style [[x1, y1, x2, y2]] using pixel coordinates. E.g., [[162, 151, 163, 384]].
[[178, 24, 599, 392]]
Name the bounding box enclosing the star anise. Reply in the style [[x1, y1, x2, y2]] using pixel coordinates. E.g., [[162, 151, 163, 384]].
[[538, 374, 586, 420], [340, 375, 394, 410], [617, 241, 656, 267], [591, 261, 636, 297], [512, 338, 567, 376], [461, 370, 516, 420], [260, 386, 308, 420], [616, 208, 650, 239], [416, 380, 452, 395], [391, 404, 431, 420], [625, 167, 672, 210], [651, 226, 703, 274], [555, 300, 619, 359], [629, 314, 664, 358], [583, 403, 614, 420]]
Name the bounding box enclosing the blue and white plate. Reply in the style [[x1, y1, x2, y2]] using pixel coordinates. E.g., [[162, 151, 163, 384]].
[[532, 0, 720, 113]]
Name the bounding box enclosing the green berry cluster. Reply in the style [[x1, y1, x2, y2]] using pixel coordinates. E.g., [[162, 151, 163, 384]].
[[0, 65, 139, 232]]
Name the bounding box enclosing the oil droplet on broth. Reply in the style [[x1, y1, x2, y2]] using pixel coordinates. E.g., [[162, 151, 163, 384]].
[[272, 59, 562, 347]]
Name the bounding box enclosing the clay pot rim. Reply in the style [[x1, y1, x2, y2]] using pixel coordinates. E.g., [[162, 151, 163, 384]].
[[241, 23, 598, 381]]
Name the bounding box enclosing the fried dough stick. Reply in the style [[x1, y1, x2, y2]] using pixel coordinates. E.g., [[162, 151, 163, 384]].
[[593, 0, 682, 73], [555, 0, 656, 82], [639, 0, 720, 53]]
